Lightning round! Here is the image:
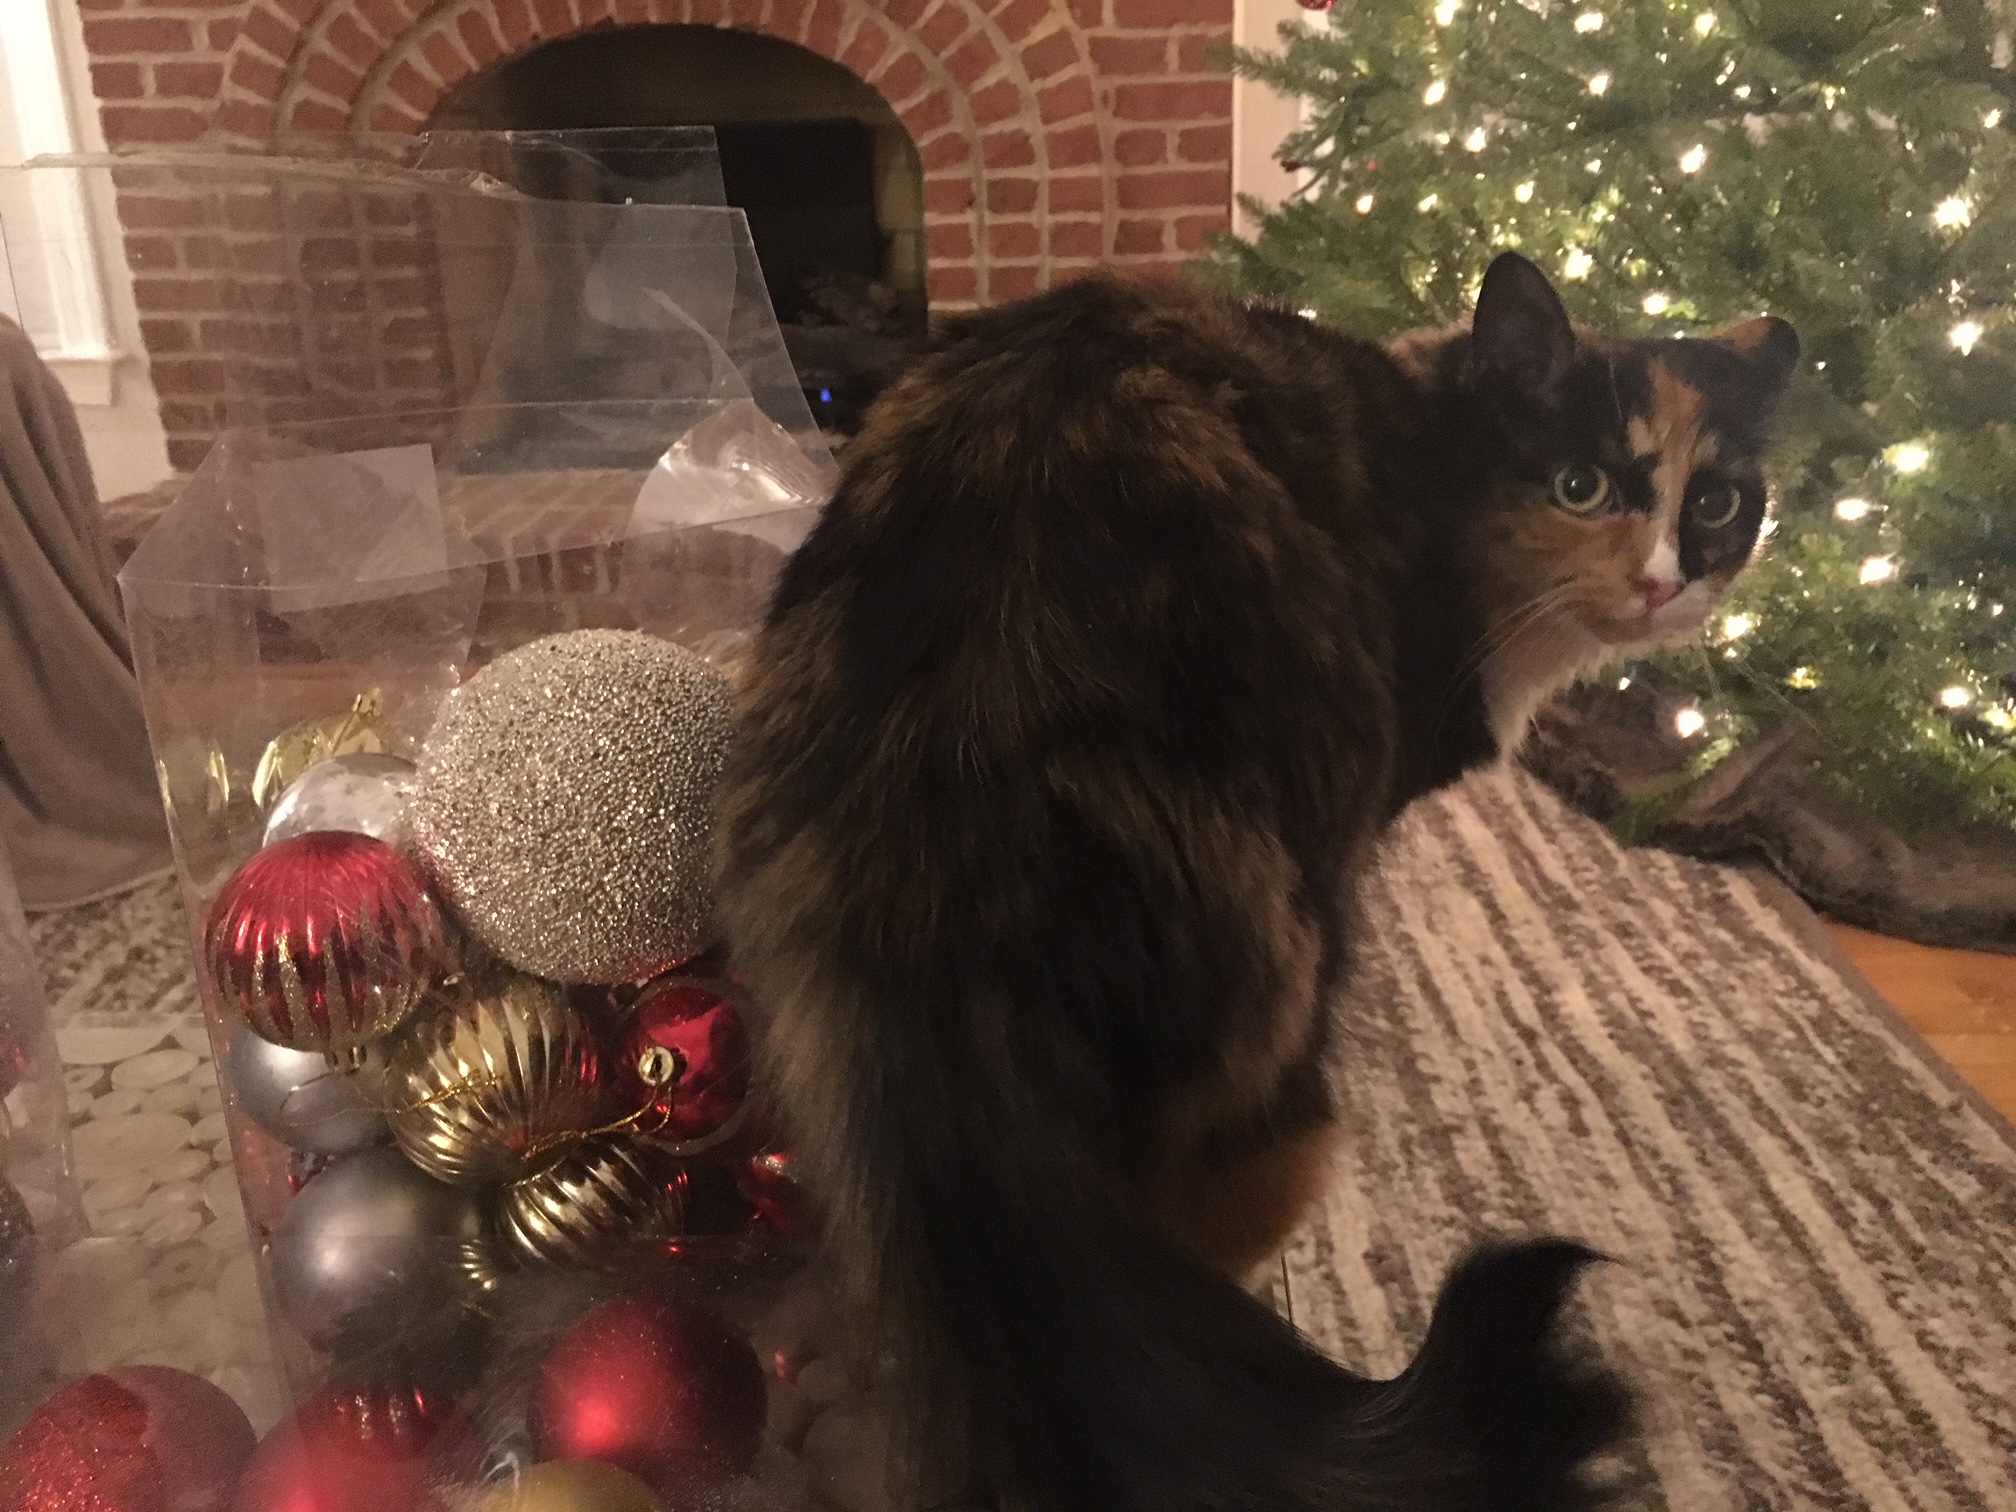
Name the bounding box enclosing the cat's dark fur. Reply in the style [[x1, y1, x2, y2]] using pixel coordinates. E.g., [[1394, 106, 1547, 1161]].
[[715, 253, 1798, 1512]]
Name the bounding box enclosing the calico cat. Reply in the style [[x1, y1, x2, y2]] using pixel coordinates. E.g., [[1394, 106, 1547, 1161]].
[[715, 252, 1798, 1512]]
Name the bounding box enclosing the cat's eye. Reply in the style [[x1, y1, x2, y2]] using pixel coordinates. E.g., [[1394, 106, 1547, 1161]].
[[1550, 463, 1612, 515], [1692, 485, 1742, 530]]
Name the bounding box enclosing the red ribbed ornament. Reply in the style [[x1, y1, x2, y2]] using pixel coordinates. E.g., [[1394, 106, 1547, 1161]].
[[203, 833, 454, 1057], [231, 1382, 478, 1512]]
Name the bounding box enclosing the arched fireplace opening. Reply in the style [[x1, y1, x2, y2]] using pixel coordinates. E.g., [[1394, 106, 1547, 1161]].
[[430, 25, 927, 433]]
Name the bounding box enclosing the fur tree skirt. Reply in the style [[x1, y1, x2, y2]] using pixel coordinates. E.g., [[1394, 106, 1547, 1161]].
[[1522, 682, 2016, 956]]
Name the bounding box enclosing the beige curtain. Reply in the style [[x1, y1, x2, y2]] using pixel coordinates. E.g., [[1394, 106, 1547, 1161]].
[[0, 316, 172, 909]]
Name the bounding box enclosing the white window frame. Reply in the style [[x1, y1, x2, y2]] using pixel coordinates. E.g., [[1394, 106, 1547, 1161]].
[[0, 0, 114, 403], [1232, 0, 1316, 238]]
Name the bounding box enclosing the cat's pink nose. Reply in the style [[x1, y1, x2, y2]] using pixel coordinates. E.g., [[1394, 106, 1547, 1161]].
[[1634, 576, 1682, 612]]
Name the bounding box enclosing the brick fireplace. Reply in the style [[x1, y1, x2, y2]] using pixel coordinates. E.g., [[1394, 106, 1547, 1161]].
[[76, 0, 1239, 464]]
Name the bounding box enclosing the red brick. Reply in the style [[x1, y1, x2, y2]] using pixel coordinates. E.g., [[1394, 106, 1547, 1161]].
[[928, 221, 975, 258], [1090, 36, 1168, 74], [387, 355, 451, 391], [884, 0, 931, 28], [490, 0, 534, 44], [1021, 28, 1078, 79], [1174, 211, 1230, 251], [576, 0, 617, 24], [902, 91, 954, 139], [240, 364, 313, 399], [969, 81, 1022, 125], [770, 0, 812, 34], [160, 401, 219, 433], [805, 0, 845, 57], [533, 0, 577, 36], [301, 52, 362, 101], [140, 318, 194, 355], [371, 236, 431, 269], [325, 14, 376, 68], [995, 0, 1048, 38], [123, 237, 178, 273], [421, 32, 467, 84], [167, 438, 212, 471], [154, 62, 226, 100], [83, 17, 192, 54], [1045, 124, 1100, 167], [1113, 0, 1224, 23], [240, 5, 300, 61], [101, 107, 206, 145], [1115, 128, 1166, 166], [1048, 219, 1103, 257], [225, 192, 284, 234], [180, 236, 228, 272], [1176, 33, 1229, 71], [151, 358, 230, 392], [1115, 218, 1166, 253], [230, 51, 287, 99], [208, 19, 242, 51], [1178, 123, 1233, 162], [982, 128, 1036, 168], [986, 177, 1038, 213], [925, 176, 977, 213], [286, 99, 350, 132], [687, 0, 726, 24], [238, 281, 298, 316], [929, 264, 978, 303], [1112, 80, 1231, 121], [229, 239, 288, 276], [200, 319, 302, 359], [359, 0, 423, 37], [458, 9, 506, 67], [988, 220, 1040, 257], [119, 196, 212, 232], [1048, 175, 1103, 211], [945, 34, 998, 89], [917, 132, 972, 169], [1117, 168, 1227, 209], [368, 102, 424, 133], [1068, 0, 1104, 24], [90, 63, 144, 102], [298, 237, 365, 274], [387, 62, 440, 114], [873, 52, 928, 105], [217, 99, 278, 139], [915, 3, 969, 55], [380, 314, 440, 349], [1038, 75, 1096, 122], [840, 19, 892, 77], [990, 265, 1041, 300], [613, 0, 656, 23]]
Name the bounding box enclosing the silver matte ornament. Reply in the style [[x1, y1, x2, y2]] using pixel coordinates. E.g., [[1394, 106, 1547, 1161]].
[[227, 1023, 391, 1154], [496, 1133, 686, 1265], [408, 631, 734, 984], [263, 752, 416, 848], [270, 1147, 488, 1353]]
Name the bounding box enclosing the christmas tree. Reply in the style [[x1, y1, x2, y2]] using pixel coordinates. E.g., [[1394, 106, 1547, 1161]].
[[1216, 0, 2016, 836]]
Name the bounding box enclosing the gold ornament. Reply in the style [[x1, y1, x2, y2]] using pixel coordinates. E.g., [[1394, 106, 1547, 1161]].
[[385, 970, 607, 1186], [452, 1461, 668, 1512], [496, 1133, 686, 1265], [252, 690, 399, 811], [408, 631, 734, 984]]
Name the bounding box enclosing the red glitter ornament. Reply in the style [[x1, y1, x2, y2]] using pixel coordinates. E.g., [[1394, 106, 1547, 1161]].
[[527, 1294, 765, 1501], [0, 1366, 256, 1512], [204, 833, 455, 1058], [736, 1150, 813, 1243], [232, 1382, 478, 1512], [618, 978, 751, 1153]]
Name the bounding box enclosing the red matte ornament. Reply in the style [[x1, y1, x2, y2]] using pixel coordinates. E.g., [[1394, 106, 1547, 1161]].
[[203, 833, 455, 1058], [527, 1294, 766, 1501], [619, 979, 751, 1152], [232, 1382, 477, 1512], [0, 1366, 256, 1512]]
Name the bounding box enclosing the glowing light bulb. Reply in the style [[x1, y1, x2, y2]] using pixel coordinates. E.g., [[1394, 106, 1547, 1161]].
[[1588, 71, 1612, 95], [1563, 248, 1595, 279], [1354, 193, 1375, 213], [1833, 497, 1874, 521], [1418, 193, 1440, 212], [1435, 0, 1461, 22], [1986, 705, 2016, 732], [1617, 676, 1633, 690], [1514, 180, 1535, 202], [1939, 685, 1973, 709], [1424, 79, 1448, 104], [1299, 308, 1319, 320], [1933, 196, 1972, 229], [1786, 666, 1820, 689], [1575, 10, 1605, 30], [1694, 10, 1717, 34], [1889, 442, 1931, 473], [1674, 706, 1707, 738], [1987, 108, 2004, 128], [1859, 555, 1897, 585], [1680, 143, 1708, 173], [1995, 602, 2007, 617], [1642, 291, 1671, 315], [1734, 84, 1752, 99], [1951, 319, 1983, 354], [1722, 612, 1754, 639], [1465, 127, 1489, 151]]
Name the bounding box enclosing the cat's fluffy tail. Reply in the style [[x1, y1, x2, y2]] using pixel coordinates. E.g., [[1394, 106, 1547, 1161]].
[[752, 971, 1632, 1512]]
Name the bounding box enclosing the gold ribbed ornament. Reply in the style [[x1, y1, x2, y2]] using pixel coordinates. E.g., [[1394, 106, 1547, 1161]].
[[385, 970, 607, 1186], [496, 1134, 687, 1265]]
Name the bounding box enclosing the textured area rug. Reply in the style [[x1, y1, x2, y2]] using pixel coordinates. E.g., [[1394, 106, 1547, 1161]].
[[1297, 771, 2016, 1512]]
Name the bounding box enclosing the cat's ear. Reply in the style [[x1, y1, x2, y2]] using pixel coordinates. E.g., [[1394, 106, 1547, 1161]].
[[1712, 315, 1801, 402], [1469, 251, 1576, 400]]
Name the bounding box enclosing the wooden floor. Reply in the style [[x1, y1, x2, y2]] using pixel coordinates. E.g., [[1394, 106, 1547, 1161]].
[[1829, 923, 2016, 1125]]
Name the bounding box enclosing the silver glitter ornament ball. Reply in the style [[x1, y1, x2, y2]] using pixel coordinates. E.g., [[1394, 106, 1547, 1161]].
[[409, 631, 735, 984]]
